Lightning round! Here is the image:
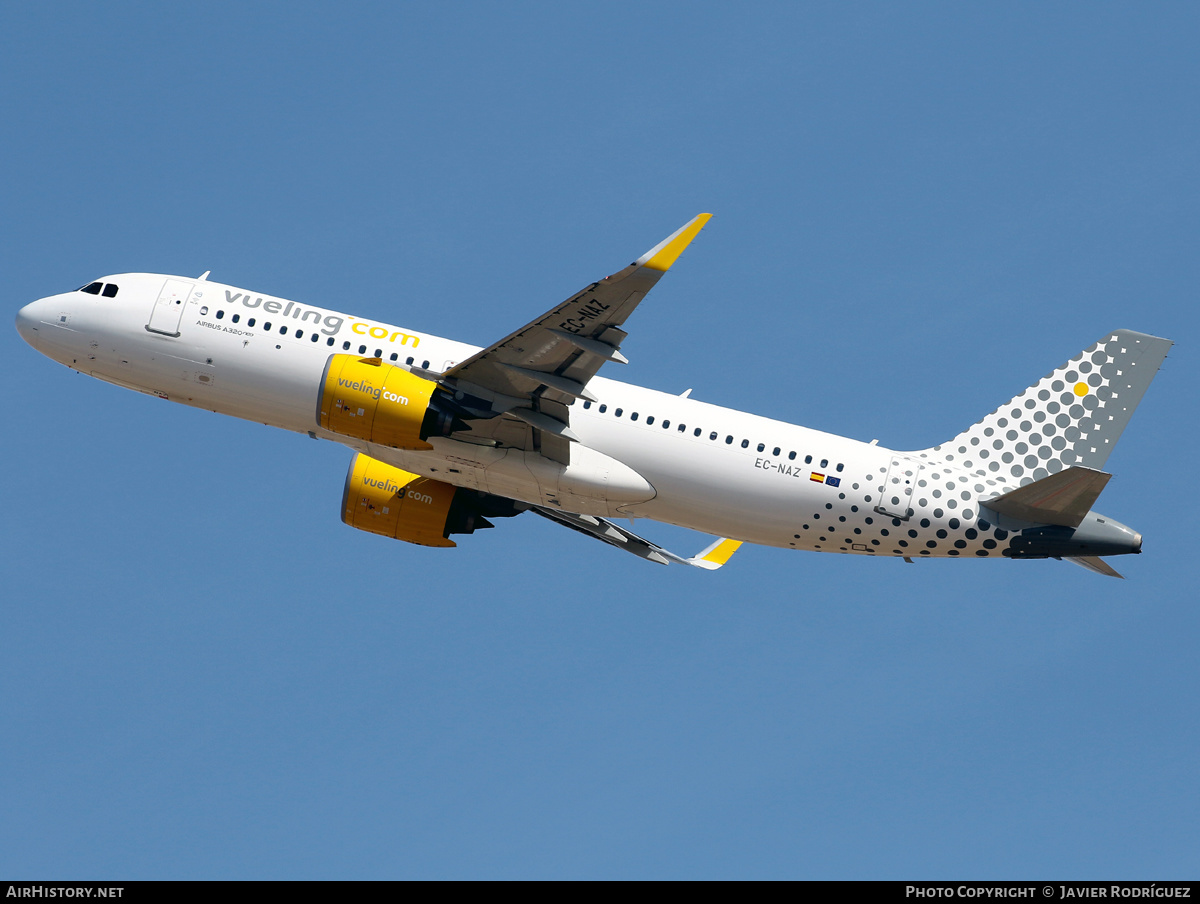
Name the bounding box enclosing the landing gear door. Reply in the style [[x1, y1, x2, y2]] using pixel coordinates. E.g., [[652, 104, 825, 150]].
[[875, 455, 922, 520], [146, 279, 195, 337]]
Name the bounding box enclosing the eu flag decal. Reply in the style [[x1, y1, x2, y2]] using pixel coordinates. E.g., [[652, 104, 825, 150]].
[[825, 476, 841, 487]]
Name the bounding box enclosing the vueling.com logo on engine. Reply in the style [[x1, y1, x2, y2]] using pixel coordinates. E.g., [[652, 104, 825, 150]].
[[363, 474, 433, 505], [336, 376, 409, 405]]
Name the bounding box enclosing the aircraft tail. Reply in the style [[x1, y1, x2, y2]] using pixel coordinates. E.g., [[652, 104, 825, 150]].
[[922, 330, 1172, 486]]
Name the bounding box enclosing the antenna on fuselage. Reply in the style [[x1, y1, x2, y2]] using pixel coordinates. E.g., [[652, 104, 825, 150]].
[[198, 270, 211, 281]]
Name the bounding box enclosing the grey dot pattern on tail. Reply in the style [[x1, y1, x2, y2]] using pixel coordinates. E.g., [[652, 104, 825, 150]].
[[918, 330, 1173, 487]]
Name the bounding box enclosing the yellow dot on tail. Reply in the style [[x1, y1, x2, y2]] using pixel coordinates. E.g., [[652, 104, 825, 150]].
[[1074, 382, 1089, 397]]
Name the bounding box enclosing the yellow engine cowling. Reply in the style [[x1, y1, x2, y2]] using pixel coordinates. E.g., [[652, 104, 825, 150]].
[[318, 354, 439, 450], [340, 454, 525, 548], [341, 454, 459, 547]]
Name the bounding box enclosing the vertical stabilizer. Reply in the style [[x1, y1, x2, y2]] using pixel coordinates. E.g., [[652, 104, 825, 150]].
[[923, 330, 1172, 486]]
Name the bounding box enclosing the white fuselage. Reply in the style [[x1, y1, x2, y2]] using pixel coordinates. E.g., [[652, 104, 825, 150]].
[[16, 273, 1017, 559]]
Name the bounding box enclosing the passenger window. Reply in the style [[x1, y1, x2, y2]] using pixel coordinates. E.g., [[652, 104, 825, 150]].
[[358, 345, 367, 354], [805, 455, 813, 464], [375, 349, 383, 358], [773, 447, 780, 456], [406, 357, 414, 365], [663, 420, 671, 429], [390, 353, 398, 361], [615, 409, 623, 417], [311, 333, 319, 342], [295, 330, 303, 339], [691, 427, 699, 436], [279, 326, 287, 335], [216, 310, 224, 319], [583, 401, 592, 409], [231, 314, 239, 323], [678, 423, 686, 432], [836, 463, 844, 472], [199, 306, 208, 316], [631, 412, 639, 421], [645, 415, 653, 425], [757, 443, 765, 452], [599, 404, 607, 413], [710, 432, 718, 440], [725, 435, 733, 444], [741, 439, 749, 448], [327, 338, 335, 346], [820, 459, 828, 468], [422, 360, 429, 368], [101, 284, 118, 298], [342, 341, 350, 350], [248, 318, 256, 327], [81, 282, 102, 295], [264, 322, 273, 330], [788, 451, 796, 460]]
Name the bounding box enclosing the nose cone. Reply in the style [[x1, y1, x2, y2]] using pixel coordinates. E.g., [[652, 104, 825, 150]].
[[15, 299, 44, 349]]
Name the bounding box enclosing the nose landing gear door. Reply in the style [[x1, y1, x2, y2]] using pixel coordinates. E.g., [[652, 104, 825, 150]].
[[146, 279, 196, 337], [875, 455, 923, 521]]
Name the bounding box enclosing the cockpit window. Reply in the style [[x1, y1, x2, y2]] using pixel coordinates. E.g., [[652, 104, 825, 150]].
[[80, 282, 102, 295], [101, 284, 118, 298]]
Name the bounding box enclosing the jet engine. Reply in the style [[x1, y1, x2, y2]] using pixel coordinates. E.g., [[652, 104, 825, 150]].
[[341, 453, 524, 547], [317, 355, 461, 449]]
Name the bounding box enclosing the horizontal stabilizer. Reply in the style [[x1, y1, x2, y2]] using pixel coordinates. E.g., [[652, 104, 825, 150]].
[[1065, 556, 1125, 579], [533, 507, 739, 569], [983, 466, 1111, 528]]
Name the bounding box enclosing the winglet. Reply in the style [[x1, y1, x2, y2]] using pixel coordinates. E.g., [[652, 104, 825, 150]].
[[636, 213, 712, 272], [687, 537, 742, 570]]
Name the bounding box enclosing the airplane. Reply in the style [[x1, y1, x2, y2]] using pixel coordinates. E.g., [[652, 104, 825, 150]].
[[14, 214, 1173, 577]]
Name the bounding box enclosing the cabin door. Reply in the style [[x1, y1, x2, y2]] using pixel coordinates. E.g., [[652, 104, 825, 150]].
[[875, 455, 923, 520], [146, 279, 195, 337]]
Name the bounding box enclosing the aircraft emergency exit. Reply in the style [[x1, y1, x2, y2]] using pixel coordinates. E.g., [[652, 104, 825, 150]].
[[15, 215, 1173, 577]]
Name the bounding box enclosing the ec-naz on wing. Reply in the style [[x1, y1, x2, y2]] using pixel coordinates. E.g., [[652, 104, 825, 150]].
[[438, 214, 711, 463]]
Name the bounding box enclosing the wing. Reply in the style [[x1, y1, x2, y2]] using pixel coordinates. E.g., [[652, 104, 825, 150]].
[[439, 214, 712, 463], [533, 506, 742, 569]]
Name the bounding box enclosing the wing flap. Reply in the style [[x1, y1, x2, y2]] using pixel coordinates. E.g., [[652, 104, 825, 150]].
[[533, 507, 739, 569]]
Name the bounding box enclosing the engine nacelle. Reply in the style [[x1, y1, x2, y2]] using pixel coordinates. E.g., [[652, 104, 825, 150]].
[[318, 354, 445, 450], [341, 453, 523, 548]]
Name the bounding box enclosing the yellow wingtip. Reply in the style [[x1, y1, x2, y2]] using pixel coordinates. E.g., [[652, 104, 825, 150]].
[[638, 213, 713, 272], [700, 538, 742, 566]]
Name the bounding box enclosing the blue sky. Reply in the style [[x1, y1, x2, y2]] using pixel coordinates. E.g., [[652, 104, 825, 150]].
[[2, 2, 1197, 879]]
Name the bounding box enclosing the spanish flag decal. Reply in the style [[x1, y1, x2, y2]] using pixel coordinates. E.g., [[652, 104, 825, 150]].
[[810, 472, 825, 483]]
